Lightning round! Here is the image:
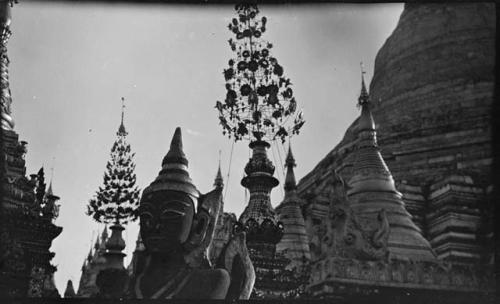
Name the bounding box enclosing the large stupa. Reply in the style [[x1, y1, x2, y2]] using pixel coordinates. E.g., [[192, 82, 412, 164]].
[[298, 2, 494, 265], [297, 2, 494, 301]]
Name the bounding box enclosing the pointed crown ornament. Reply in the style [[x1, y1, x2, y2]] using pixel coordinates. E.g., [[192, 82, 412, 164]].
[[142, 127, 199, 200]]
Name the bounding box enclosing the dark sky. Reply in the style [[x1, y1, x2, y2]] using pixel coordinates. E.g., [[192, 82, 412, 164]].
[[8, 1, 403, 293]]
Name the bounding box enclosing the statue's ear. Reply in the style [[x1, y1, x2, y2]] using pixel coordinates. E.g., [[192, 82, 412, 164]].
[[184, 189, 222, 251], [184, 195, 210, 251]]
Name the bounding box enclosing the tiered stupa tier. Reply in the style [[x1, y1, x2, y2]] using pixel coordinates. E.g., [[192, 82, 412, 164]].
[[239, 140, 281, 234], [238, 140, 290, 298]]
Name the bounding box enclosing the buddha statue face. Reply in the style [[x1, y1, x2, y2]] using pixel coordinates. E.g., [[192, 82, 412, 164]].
[[139, 190, 196, 253]]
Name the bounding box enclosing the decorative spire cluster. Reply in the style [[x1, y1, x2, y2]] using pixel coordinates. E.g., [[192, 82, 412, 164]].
[[216, 4, 305, 143]]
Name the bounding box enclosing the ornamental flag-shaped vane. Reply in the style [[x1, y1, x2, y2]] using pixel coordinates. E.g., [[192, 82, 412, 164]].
[[215, 3, 304, 143]]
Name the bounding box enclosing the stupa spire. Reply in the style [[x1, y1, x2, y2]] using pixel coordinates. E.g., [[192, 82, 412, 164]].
[[284, 143, 297, 194], [93, 232, 100, 251], [347, 73, 435, 261], [348, 72, 395, 195], [117, 97, 127, 136], [276, 142, 311, 269], [63, 280, 76, 298], [358, 62, 370, 106], [46, 161, 55, 196], [101, 225, 108, 242], [214, 150, 224, 189]]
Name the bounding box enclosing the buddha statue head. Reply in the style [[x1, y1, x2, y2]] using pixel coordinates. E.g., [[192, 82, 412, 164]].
[[139, 127, 200, 254]]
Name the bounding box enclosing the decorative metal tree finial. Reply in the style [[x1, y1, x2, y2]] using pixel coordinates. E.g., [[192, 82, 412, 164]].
[[216, 4, 305, 144], [87, 106, 141, 225], [117, 97, 128, 136]]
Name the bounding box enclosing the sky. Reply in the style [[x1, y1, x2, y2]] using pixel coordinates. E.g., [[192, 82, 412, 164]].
[[7, 1, 403, 294]]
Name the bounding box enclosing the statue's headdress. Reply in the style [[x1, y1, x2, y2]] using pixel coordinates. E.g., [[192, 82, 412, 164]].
[[141, 127, 199, 200]]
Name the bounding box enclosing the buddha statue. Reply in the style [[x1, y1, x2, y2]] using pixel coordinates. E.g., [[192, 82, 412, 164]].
[[129, 127, 254, 299]]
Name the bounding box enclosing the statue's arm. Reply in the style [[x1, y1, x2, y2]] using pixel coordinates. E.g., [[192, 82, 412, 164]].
[[216, 232, 255, 300]]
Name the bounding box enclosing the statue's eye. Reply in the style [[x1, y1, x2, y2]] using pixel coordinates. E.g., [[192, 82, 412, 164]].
[[161, 209, 185, 221]]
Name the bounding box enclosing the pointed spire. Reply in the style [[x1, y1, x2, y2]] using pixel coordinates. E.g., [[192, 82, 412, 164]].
[[46, 181, 53, 196], [284, 142, 297, 193], [349, 71, 395, 195], [117, 97, 128, 136], [276, 143, 311, 267], [46, 160, 55, 196], [358, 62, 370, 106], [87, 231, 95, 264], [348, 72, 435, 261], [214, 150, 224, 189], [86, 244, 93, 262], [144, 127, 198, 199], [93, 233, 100, 251], [101, 224, 108, 242], [356, 64, 376, 133], [64, 280, 76, 298]]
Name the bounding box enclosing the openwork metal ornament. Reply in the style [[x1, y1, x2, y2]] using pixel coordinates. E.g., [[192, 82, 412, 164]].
[[216, 4, 304, 143]]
